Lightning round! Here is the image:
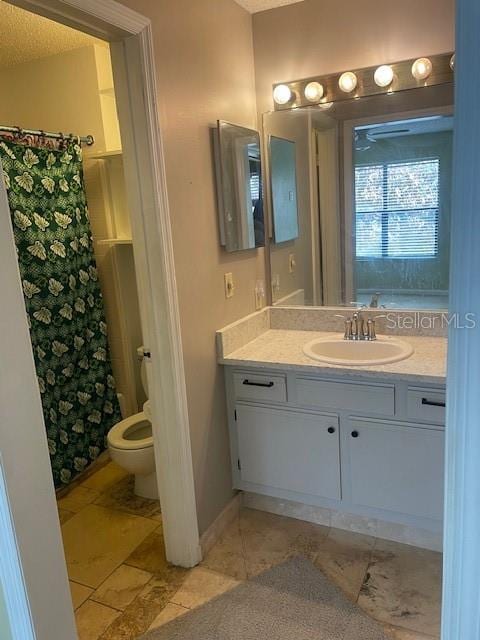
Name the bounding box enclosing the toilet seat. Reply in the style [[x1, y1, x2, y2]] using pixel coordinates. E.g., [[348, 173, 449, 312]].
[[107, 411, 153, 450]]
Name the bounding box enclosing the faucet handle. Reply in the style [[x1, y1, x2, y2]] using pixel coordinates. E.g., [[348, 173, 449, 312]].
[[334, 314, 353, 339], [367, 318, 376, 340]]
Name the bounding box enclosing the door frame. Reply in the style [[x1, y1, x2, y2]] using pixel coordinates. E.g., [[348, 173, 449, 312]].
[[1, 0, 201, 636]]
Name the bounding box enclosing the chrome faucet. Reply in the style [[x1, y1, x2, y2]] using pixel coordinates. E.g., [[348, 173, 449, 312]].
[[335, 311, 386, 341], [369, 292, 380, 308], [352, 311, 367, 340]]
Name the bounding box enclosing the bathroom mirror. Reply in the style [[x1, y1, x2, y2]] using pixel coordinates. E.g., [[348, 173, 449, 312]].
[[270, 136, 299, 243], [214, 120, 264, 252], [262, 84, 454, 308]]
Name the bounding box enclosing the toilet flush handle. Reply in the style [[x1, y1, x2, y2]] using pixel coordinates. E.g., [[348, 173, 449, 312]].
[[136, 347, 152, 360]]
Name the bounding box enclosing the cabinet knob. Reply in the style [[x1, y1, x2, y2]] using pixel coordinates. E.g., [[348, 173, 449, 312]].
[[327, 426, 336, 434], [351, 430, 359, 438]]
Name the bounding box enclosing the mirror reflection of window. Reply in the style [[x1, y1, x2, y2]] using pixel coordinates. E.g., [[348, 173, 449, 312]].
[[352, 116, 453, 309], [248, 143, 264, 246]]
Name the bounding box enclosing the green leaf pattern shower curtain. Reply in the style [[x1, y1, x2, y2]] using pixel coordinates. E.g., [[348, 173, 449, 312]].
[[0, 138, 122, 487]]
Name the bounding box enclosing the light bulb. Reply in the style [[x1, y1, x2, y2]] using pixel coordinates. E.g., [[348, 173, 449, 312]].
[[304, 81, 324, 102], [338, 71, 358, 93], [318, 101, 333, 110], [374, 65, 394, 88], [450, 54, 455, 71], [411, 58, 432, 81], [273, 84, 292, 105]]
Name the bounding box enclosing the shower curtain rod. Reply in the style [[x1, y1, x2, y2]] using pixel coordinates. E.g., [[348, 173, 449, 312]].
[[0, 125, 94, 146]]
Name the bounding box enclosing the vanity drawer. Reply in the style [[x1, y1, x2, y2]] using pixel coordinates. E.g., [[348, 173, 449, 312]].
[[407, 387, 446, 424], [233, 372, 287, 403], [296, 377, 395, 416]]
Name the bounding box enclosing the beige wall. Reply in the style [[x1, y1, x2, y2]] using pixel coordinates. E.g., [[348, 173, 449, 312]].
[[0, 46, 107, 149], [118, 0, 264, 533], [253, 0, 455, 115]]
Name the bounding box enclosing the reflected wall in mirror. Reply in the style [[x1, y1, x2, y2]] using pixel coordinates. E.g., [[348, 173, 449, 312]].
[[263, 85, 453, 309], [270, 136, 299, 243], [214, 120, 264, 252]]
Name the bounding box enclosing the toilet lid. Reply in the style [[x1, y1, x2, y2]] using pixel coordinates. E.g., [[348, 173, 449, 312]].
[[107, 411, 153, 450]]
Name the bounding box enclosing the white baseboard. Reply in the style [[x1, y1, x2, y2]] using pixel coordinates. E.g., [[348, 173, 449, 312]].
[[242, 492, 442, 552], [200, 492, 242, 558]]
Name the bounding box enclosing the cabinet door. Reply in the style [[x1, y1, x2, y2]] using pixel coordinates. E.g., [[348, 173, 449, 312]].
[[346, 419, 444, 520], [236, 403, 340, 500]]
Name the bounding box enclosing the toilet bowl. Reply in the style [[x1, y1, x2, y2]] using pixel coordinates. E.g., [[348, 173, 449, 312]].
[[107, 349, 158, 499]]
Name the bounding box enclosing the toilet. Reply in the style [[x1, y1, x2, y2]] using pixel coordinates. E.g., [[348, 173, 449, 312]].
[[107, 348, 158, 500]]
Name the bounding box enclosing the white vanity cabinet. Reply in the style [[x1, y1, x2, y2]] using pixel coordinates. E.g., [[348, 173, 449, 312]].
[[344, 418, 444, 520], [225, 367, 446, 534], [235, 403, 341, 500]]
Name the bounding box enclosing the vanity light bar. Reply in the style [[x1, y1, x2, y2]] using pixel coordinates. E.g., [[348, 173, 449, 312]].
[[272, 52, 454, 110]]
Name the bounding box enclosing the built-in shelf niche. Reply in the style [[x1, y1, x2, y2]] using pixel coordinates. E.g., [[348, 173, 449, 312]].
[[97, 238, 133, 245], [87, 149, 132, 243]]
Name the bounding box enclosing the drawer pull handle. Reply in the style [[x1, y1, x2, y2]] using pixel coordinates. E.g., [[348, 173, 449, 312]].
[[243, 379, 274, 388], [351, 430, 359, 438], [327, 426, 336, 434], [421, 398, 446, 408]]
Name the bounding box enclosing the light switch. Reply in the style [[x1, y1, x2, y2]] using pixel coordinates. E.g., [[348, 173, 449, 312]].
[[224, 272, 234, 298], [289, 253, 296, 273]]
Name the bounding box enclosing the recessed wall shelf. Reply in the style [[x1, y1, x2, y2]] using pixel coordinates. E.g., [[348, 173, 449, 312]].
[[88, 149, 122, 159], [97, 238, 132, 245]]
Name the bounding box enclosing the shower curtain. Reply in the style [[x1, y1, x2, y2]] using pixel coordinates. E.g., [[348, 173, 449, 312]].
[[0, 137, 122, 487]]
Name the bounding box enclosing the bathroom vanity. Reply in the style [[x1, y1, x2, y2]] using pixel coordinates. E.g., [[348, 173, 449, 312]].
[[218, 308, 447, 549]]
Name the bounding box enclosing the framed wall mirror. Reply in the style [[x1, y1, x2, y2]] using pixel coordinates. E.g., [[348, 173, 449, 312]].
[[262, 84, 454, 308], [214, 120, 264, 252]]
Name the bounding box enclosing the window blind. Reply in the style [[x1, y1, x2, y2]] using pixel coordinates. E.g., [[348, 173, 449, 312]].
[[250, 173, 260, 201], [355, 158, 440, 259]]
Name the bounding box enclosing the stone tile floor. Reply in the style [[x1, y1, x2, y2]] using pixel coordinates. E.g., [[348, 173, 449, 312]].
[[59, 461, 441, 640]]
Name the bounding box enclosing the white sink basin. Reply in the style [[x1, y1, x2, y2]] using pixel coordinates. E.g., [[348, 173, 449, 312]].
[[303, 335, 414, 366]]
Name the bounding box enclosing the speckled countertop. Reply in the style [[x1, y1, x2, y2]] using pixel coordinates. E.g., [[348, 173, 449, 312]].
[[219, 329, 447, 384]]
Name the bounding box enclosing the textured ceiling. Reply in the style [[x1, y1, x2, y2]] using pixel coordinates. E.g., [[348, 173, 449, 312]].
[[235, 0, 304, 13], [0, 2, 105, 69]]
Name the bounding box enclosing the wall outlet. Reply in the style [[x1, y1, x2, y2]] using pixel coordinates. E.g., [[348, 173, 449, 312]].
[[289, 253, 296, 273], [224, 272, 234, 298], [254, 279, 265, 310]]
